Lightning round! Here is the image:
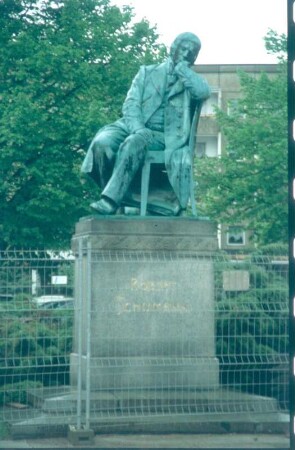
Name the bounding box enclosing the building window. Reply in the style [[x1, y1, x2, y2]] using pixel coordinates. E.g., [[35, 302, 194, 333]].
[[227, 98, 247, 118], [227, 99, 240, 115], [201, 91, 220, 116], [196, 142, 206, 158], [196, 136, 218, 157], [226, 226, 246, 246]]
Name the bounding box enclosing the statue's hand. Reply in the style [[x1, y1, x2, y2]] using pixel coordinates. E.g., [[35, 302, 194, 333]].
[[174, 61, 191, 77], [135, 127, 153, 144]]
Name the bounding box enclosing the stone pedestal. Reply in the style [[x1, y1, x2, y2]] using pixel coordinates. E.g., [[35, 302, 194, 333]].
[[70, 216, 219, 391]]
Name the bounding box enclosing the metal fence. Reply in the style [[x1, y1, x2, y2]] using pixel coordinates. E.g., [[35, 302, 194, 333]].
[[0, 249, 289, 434]]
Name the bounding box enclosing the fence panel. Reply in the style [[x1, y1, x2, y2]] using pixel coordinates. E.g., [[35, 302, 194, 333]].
[[0, 250, 75, 425], [215, 254, 289, 412], [0, 250, 289, 432]]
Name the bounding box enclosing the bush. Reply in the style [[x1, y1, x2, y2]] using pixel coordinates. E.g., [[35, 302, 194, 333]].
[[0, 380, 43, 407], [215, 252, 289, 408], [0, 295, 73, 387]]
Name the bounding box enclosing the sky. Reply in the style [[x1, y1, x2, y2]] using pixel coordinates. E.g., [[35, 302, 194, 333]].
[[111, 0, 287, 64]]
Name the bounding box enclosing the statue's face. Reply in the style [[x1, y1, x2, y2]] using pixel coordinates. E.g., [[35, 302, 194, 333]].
[[172, 40, 199, 66]]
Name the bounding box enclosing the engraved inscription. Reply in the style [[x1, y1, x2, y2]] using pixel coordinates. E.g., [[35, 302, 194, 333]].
[[130, 277, 177, 291], [117, 301, 190, 313]]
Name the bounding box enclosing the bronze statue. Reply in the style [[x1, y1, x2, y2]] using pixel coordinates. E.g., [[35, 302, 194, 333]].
[[81, 32, 210, 215]]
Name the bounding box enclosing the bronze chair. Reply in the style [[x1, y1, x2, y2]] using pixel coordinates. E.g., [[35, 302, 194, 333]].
[[140, 103, 202, 216]]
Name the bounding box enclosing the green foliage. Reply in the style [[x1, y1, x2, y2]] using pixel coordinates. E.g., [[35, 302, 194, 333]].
[[0, 295, 73, 386], [0, 250, 74, 299], [264, 29, 287, 61], [0, 380, 43, 406], [216, 256, 288, 355], [0, 0, 166, 249], [250, 242, 288, 258], [196, 31, 287, 246], [215, 251, 288, 403]]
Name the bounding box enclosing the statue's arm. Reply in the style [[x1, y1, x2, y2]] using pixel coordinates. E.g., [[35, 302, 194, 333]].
[[122, 66, 147, 134], [174, 62, 211, 100]]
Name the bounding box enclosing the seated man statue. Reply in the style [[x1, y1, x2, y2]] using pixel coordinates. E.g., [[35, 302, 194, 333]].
[[81, 32, 210, 215]]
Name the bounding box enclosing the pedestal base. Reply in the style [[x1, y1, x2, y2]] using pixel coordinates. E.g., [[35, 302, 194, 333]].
[[71, 217, 219, 392], [70, 355, 219, 390]]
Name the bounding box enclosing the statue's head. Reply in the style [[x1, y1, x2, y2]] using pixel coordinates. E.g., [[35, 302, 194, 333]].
[[170, 32, 201, 66]]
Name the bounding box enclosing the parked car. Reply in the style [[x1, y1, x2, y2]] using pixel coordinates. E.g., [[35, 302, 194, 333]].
[[32, 295, 74, 309]]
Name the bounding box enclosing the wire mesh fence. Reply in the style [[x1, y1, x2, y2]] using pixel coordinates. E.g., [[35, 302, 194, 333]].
[[0, 249, 289, 432], [0, 250, 75, 424], [214, 254, 289, 412]]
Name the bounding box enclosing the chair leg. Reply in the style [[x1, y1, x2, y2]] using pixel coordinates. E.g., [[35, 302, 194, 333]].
[[140, 161, 151, 216]]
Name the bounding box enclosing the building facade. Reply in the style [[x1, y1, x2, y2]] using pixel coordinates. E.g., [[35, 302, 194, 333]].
[[195, 64, 279, 251]]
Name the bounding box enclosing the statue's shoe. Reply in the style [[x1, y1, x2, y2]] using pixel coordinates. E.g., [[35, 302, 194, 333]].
[[90, 198, 117, 215]]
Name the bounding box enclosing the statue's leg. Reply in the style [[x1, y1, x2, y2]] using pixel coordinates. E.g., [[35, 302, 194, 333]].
[[91, 125, 127, 189], [101, 133, 149, 206]]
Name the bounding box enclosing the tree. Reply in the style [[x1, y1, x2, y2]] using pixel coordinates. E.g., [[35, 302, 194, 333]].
[[0, 0, 166, 249], [195, 31, 287, 246]]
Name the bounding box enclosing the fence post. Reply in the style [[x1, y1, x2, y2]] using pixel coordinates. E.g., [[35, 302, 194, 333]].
[[85, 240, 92, 430], [76, 238, 83, 430]]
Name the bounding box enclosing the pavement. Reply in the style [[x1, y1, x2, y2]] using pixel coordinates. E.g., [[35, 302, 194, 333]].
[[1, 404, 290, 449], [0, 433, 291, 449]]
